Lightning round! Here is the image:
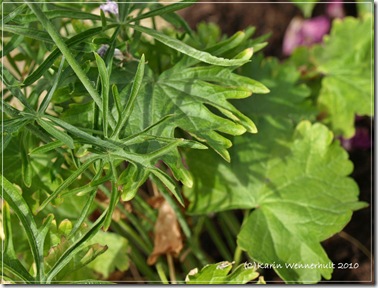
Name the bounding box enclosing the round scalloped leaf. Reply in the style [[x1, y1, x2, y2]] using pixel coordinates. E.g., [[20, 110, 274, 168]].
[[312, 15, 373, 138], [185, 120, 367, 283]]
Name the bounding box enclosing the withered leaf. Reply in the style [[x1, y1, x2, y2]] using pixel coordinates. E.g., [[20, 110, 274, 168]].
[[147, 197, 183, 265]]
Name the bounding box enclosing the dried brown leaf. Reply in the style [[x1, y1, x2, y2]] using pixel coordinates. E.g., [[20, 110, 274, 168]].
[[147, 198, 183, 265]]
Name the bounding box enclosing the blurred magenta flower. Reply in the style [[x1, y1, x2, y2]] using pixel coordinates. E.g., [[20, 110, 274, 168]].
[[327, 0, 345, 19], [283, 1, 346, 56], [100, 0, 119, 15], [283, 16, 330, 56]]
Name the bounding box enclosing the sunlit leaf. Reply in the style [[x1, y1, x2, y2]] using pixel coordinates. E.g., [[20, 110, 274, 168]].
[[312, 15, 373, 137], [87, 231, 130, 278]]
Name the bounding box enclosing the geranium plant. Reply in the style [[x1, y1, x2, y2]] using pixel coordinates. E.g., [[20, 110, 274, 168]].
[[1, 0, 373, 284]]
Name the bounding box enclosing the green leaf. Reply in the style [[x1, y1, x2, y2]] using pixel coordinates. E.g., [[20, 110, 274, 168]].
[[356, 0, 374, 16], [112, 84, 122, 116], [290, 0, 318, 18], [45, 210, 108, 283], [238, 55, 316, 121], [119, 163, 149, 201], [57, 219, 73, 236], [237, 122, 367, 283], [20, 138, 32, 188], [128, 0, 194, 23], [44, 237, 107, 282], [3, 254, 34, 284], [112, 54, 145, 139], [1, 64, 34, 111], [27, 3, 115, 127], [45, 115, 116, 150], [23, 26, 106, 87], [2, 202, 35, 283], [2, 118, 29, 147], [2, 201, 15, 257], [36, 118, 75, 149], [2, 24, 53, 43], [68, 191, 97, 238], [103, 181, 120, 231], [150, 167, 184, 206], [186, 120, 367, 283], [94, 52, 110, 137], [1, 34, 24, 56], [1, 3, 27, 24], [29, 140, 64, 155], [132, 24, 252, 67], [37, 156, 100, 212], [87, 231, 130, 278], [186, 261, 259, 284], [185, 57, 366, 283], [13, 10, 104, 24], [312, 15, 374, 137], [126, 63, 266, 163], [38, 56, 65, 114], [1, 175, 42, 281]]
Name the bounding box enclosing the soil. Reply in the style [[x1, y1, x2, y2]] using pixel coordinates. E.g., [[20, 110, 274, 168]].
[[179, 1, 374, 284]]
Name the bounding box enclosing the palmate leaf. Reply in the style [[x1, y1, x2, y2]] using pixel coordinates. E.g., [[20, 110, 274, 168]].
[[184, 58, 367, 283], [124, 61, 268, 160], [312, 15, 373, 138], [115, 58, 268, 198]]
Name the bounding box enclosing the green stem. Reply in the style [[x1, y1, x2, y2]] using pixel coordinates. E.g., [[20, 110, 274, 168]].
[[128, 248, 158, 282], [218, 214, 237, 253], [151, 16, 162, 74], [338, 231, 372, 260], [205, 219, 232, 261], [96, 181, 153, 251], [167, 254, 176, 284], [109, 219, 150, 255], [156, 262, 169, 284], [233, 246, 243, 268]]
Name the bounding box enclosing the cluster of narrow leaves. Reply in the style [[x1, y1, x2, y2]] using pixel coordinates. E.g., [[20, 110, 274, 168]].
[[1, 1, 372, 285]]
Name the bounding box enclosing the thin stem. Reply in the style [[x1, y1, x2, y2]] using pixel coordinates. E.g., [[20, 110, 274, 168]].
[[204, 219, 232, 261], [233, 246, 243, 268], [166, 254, 176, 284], [156, 262, 169, 284], [338, 231, 372, 260]]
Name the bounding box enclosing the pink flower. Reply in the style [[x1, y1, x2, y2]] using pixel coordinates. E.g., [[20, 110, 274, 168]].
[[100, 0, 118, 16], [327, 0, 345, 19], [283, 16, 330, 56]]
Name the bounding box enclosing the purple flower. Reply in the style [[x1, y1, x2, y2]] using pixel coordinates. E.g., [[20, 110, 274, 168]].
[[97, 44, 109, 57], [283, 16, 330, 56], [326, 0, 345, 19], [340, 127, 372, 151], [100, 0, 118, 16]]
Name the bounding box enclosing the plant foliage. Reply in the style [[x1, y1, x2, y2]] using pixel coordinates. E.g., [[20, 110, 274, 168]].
[[1, 0, 372, 284]]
